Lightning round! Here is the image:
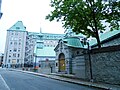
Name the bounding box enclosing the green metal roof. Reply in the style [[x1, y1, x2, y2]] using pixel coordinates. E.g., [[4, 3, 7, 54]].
[[63, 37, 84, 48], [28, 32, 64, 40], [90, 30, 120, 46], [7, 21, 26, 32], [36, 47, 55, 56]]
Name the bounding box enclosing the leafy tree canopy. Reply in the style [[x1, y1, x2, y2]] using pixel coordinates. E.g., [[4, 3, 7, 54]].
[[46, 0, 120, 48]]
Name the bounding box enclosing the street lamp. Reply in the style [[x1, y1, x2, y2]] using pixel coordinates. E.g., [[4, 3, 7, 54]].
[[82, 38, 93, 82], [34, 53, 37, 69]]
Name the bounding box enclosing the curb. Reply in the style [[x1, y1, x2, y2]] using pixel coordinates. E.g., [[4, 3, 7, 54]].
[[10, 69, 113, 90]]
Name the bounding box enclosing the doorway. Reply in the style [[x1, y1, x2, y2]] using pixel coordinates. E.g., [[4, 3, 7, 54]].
[[59, 53, 65, 72]]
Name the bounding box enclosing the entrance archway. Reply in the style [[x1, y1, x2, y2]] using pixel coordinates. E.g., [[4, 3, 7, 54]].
[[58, 53, 65, 72]]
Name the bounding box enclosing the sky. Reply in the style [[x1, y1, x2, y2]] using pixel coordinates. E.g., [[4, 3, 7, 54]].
[[0, 0, 65, 53]]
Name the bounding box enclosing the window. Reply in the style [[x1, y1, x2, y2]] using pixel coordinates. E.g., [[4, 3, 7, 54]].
[[11, 33, 14, 35], [13, 53, 16, 57], [9, 55, 11, 57], [19, 38, 21, 41], [8, 59, 10, 63], [16, 27, 20, 29], [17, 59, 19, 63], [19, 42, 21, 45], [15, 33, 18, 35], [18, 54, 20, 57], [37, 42, 43, 49], [10, 42, 12, 45], [13, 48, 17, 52], [14, 42, 17, 45]]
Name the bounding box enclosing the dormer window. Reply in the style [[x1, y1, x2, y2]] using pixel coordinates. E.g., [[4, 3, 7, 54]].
[[16, 27, 20, 29]]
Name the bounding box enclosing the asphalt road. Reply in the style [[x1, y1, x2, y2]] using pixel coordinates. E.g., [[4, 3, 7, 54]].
[[0, 68, 101, 90]]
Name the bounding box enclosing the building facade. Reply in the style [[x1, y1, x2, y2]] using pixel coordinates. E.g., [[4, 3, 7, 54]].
[[24, 32, 36, 67], [54, 36, 85, 78], [0, 53, 4, 67], [3, 21, 65, 71], [3, 21, 27, 68], [27, 32, 64, 73], [55, 29, 120, 84]]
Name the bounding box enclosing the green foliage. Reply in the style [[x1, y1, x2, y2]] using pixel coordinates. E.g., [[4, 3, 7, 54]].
[[46, 0, 120, 48]]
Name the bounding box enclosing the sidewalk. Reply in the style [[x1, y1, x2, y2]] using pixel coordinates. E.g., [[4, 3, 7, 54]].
[[10, 69, 120, 90]]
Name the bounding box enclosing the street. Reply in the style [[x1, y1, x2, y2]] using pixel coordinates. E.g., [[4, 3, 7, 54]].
[[0, 68, 101, 90]]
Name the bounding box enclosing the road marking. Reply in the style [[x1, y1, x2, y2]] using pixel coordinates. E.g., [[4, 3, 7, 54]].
[[0, 75, 10, 90]]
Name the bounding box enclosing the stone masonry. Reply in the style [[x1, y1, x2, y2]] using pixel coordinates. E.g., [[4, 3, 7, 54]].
[[85, 45, 120, 84]]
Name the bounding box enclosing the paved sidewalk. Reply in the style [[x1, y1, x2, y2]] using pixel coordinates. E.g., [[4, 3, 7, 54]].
[[10, 69, 120, 90]]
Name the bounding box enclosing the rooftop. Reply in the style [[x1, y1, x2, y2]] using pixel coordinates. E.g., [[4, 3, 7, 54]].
[[63, 37, 84, 48], [35, 47, 56, 57], [89, 30, 120, 46], [7, 21, 26, 32]]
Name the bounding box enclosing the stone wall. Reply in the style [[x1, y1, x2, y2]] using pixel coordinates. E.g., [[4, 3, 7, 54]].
[[85, 45, 120, 84], [72, 55, 85, 79], [72, 48, 85, 79], [102, 36, 120, 47]]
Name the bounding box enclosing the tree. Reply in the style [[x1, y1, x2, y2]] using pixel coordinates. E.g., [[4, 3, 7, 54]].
[[46, 0, 120, 48]]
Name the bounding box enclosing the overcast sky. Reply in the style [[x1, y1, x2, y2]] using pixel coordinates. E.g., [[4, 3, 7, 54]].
[[0, 0, 65, 53]]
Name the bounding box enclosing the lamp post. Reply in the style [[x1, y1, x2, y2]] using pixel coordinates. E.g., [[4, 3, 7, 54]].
[[34, 55, 37, 69], [82, 38, 93, 82]]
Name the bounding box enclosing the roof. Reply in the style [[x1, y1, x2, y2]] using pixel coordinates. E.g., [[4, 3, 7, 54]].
[[63, 37, 84, 48], [28, 32, 65, 36], [7, 21, 26, 32], [28, 32, 65, 40], [89, 30, 120, 46], [35, 47, 56, 57]]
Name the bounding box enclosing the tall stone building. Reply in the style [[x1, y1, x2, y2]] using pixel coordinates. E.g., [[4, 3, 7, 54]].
[[3, 21, 27, 68]]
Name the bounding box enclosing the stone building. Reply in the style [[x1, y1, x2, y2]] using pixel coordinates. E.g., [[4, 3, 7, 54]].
[[3, 21, 27, 68], [3, 21, 65, 71], [85, 29, 120, 84], [54, 29, 120, 85], [90, 30, 120, 48], [54, 36, 86, 78]]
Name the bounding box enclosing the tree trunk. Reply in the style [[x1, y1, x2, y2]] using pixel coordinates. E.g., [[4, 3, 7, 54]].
[[95, 31, 101, 48], [92, 9, 101, 48]]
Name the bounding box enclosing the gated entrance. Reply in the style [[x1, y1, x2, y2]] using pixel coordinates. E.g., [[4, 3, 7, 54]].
[[58, 53, 65, 72]]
